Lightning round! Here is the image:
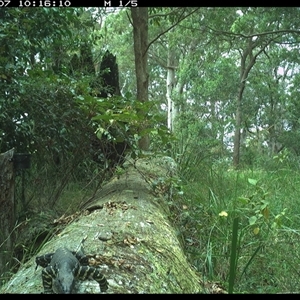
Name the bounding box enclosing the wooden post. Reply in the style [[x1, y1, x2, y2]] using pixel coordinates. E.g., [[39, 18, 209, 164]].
[[0, 148, 16, 276]]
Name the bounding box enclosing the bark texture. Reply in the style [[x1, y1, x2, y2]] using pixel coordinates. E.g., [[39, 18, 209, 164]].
[[0, 148, 15, 276], [0, 156, 202, 294], [131, 7, 150, 151]]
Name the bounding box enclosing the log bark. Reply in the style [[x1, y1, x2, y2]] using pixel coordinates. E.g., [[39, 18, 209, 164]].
[[0, 148, 16, 276], [0, 156, 202, 294]]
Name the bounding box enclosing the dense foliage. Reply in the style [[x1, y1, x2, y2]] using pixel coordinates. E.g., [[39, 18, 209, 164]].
[[0, 7, 167, 213]]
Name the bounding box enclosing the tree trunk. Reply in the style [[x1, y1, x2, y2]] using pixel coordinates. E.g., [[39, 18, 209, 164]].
[[232, 82, 244, 168], [0, 156, 202, 294], [166, 47, 177, 133], [232, 38, 268, 168], [131, 7, 150, 151], [0, 148, 16, 276]]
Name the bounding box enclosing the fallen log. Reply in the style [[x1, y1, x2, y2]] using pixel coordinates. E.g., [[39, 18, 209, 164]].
[[0, 156, 202, 294]]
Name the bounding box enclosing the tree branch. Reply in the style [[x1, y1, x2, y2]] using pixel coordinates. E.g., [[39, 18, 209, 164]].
[[126, 10, 133, 26], [145, 7, 201, 56], [207, 26, 300, 39]]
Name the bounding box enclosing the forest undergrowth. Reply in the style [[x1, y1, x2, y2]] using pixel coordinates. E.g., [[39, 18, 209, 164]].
[[177, 154, 300, 294], [2, 150, 300, 294]]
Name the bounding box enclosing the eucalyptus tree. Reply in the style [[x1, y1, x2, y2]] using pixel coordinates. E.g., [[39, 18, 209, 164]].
[[130, 7, 150, 150], [97, 8, 201, 152], [240, 42, 300, 161], [274, 46, 300, 156], [198, 7, 300, 167], [94, 7, 300, 167], [145, 8, 240, 166], [147, 8, 201, 133]]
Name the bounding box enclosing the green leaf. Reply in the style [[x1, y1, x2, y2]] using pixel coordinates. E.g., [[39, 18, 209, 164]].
[[237, 196, 249, 204], [92, 114, 112, 122], [249, 216, 257, 226], [260, 201, 269, 210], [228, 217, 239, 294], [248, 178, 258, 186], [96, 127, 106, 140]]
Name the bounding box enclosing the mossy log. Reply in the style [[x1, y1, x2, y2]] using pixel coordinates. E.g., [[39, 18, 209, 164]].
[[1, 156, 202, 294]]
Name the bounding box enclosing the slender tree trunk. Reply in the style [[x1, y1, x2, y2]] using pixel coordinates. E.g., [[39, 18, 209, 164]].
[[0, 148, 16, 276], [233, 82, 245, 167], [166, 47, 177, 132], [232, 38, 269, 167], [131, 7, 150, 151]]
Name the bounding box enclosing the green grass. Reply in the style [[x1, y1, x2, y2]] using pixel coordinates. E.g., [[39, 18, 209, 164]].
[[179, 163, 300, 294]]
